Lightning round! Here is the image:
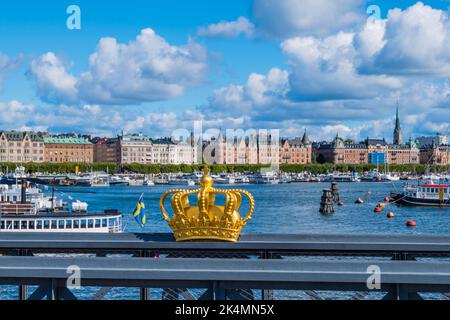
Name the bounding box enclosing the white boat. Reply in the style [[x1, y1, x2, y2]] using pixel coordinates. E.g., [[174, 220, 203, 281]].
[[90, 178, 110, 187], [168, 178, 195, 186], [381, 173, 400, 182], [1, 166, 27, 184], [235, 175, 250, 184], [324, 173, 360, 182], [361, 170, 381, 182], [0, 183, 123, 233], [391, 179, 450, 207], [0, 209, 122, 233], [251, 172, 280, 184], [109, 175, 130, 186], [380, 161, 400, 182], [213, 173, 236, 184], [0, 184, 64, 212], [279, 175, 292, 184]]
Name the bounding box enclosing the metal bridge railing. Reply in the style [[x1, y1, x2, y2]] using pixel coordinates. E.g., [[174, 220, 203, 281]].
[[0, 232, 450, 300]]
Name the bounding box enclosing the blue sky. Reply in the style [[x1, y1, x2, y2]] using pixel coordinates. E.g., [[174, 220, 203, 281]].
[[0, 0, 449, 141]]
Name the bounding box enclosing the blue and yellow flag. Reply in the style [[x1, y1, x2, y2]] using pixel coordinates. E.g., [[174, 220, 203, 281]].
[[133, 193, 147, 227]]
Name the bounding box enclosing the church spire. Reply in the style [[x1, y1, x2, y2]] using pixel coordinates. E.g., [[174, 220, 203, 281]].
[[393, 101, 403, 145], [301, 129, 310, 145]]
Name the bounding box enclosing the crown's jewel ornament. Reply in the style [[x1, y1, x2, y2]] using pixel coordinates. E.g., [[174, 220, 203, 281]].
[[160, 166, 254, 242]]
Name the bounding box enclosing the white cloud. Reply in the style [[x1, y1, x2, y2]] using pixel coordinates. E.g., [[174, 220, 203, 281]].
[[124, 112, 178, 132], [29, 28, 208, 105], [197, 17, 254, 38], [209, 68, 289, 116], [0, 53, 22, 92], [354, 19, 386, 63], [29, 52, 78, 104], [0, 101, 35, 126], [281, 32, 402, 101], [361, 2, 450, 76], [252, 0, 365, 38]]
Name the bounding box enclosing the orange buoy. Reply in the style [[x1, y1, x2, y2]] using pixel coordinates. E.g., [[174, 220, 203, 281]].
[[384, 197, 390, 202], [338, 201, 344, 206], [387, 212, 395, 218], [374, 206, 382, 213], [406, 220, 417, 227]]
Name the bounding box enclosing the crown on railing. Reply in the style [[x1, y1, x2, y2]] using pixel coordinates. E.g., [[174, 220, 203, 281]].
[[160, 166, 254, 242]]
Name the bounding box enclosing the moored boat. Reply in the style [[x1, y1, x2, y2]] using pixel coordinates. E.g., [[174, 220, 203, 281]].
[[0, 180, 123, 232], [390, 180, 450, 207], [251, 171, 280, 184]]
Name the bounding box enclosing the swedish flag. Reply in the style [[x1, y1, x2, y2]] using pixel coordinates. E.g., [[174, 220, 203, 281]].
[[133, 193, 147, 227]]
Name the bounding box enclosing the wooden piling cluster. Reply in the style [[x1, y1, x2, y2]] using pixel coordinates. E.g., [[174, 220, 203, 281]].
[[319, 189, 335, 214], [331, 182, 340, 202]]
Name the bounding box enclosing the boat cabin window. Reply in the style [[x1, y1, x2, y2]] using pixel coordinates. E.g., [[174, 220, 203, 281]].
[[66, 220, 72, 228], [73, 220, 79, 229], [81, 219, 86, 228], [21, 221, 27, 229], [88, 219, 94, 228], [95, 219, 101, 228], [102, 219, 107, 227], [37, 220, 42, 229], [13, 221, 19, 230], [44, 220, 50, 229], [58, 220, 65, 229], [29, 221, 35, 229], [108, 218, 117, 227]]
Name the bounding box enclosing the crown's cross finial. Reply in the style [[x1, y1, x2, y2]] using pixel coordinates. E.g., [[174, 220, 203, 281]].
[[203, 165, 210, 175]]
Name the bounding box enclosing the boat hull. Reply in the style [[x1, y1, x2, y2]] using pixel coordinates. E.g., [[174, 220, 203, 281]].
[[390, 193, 450, 207]]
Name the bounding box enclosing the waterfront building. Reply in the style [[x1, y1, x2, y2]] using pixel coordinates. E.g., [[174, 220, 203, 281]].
[[419, 141, 450, 165], [314, 107, 419, 165], [117, 133, 198, 165], [0, 131, 45, 163], [314, 136, 419, 165], [257, 132, 280, 165], [152, 137, 198, 165], [203, 131, 309, 165], [44, 136, 93, 163], [279, 131, 312, 164], [416, 133, 448, 148], [205, 134, 260, 165], [93, 138, 119, 163], [117, 134, 152, 165]]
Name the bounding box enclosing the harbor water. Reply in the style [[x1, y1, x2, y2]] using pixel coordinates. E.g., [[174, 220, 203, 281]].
[[2, 181, 450, 300], [64, 181, 450, 235]]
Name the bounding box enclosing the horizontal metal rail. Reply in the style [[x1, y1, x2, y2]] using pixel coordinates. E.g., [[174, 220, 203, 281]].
[[0, 256, 449, 300], [0, 233, 450, 258]]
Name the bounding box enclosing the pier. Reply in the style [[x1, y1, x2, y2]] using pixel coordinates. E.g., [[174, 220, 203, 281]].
[[1, 233, 450, 300]]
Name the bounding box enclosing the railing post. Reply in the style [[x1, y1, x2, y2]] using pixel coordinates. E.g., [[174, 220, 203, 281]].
[[262, 250, 274, 300], [213, 281, 226, 300], [140, 249, 150, 300], [18, 249, 28, 300]]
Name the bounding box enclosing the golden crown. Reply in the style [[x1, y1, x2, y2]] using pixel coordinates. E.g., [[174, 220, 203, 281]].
[[160, 167, 254, 242]]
